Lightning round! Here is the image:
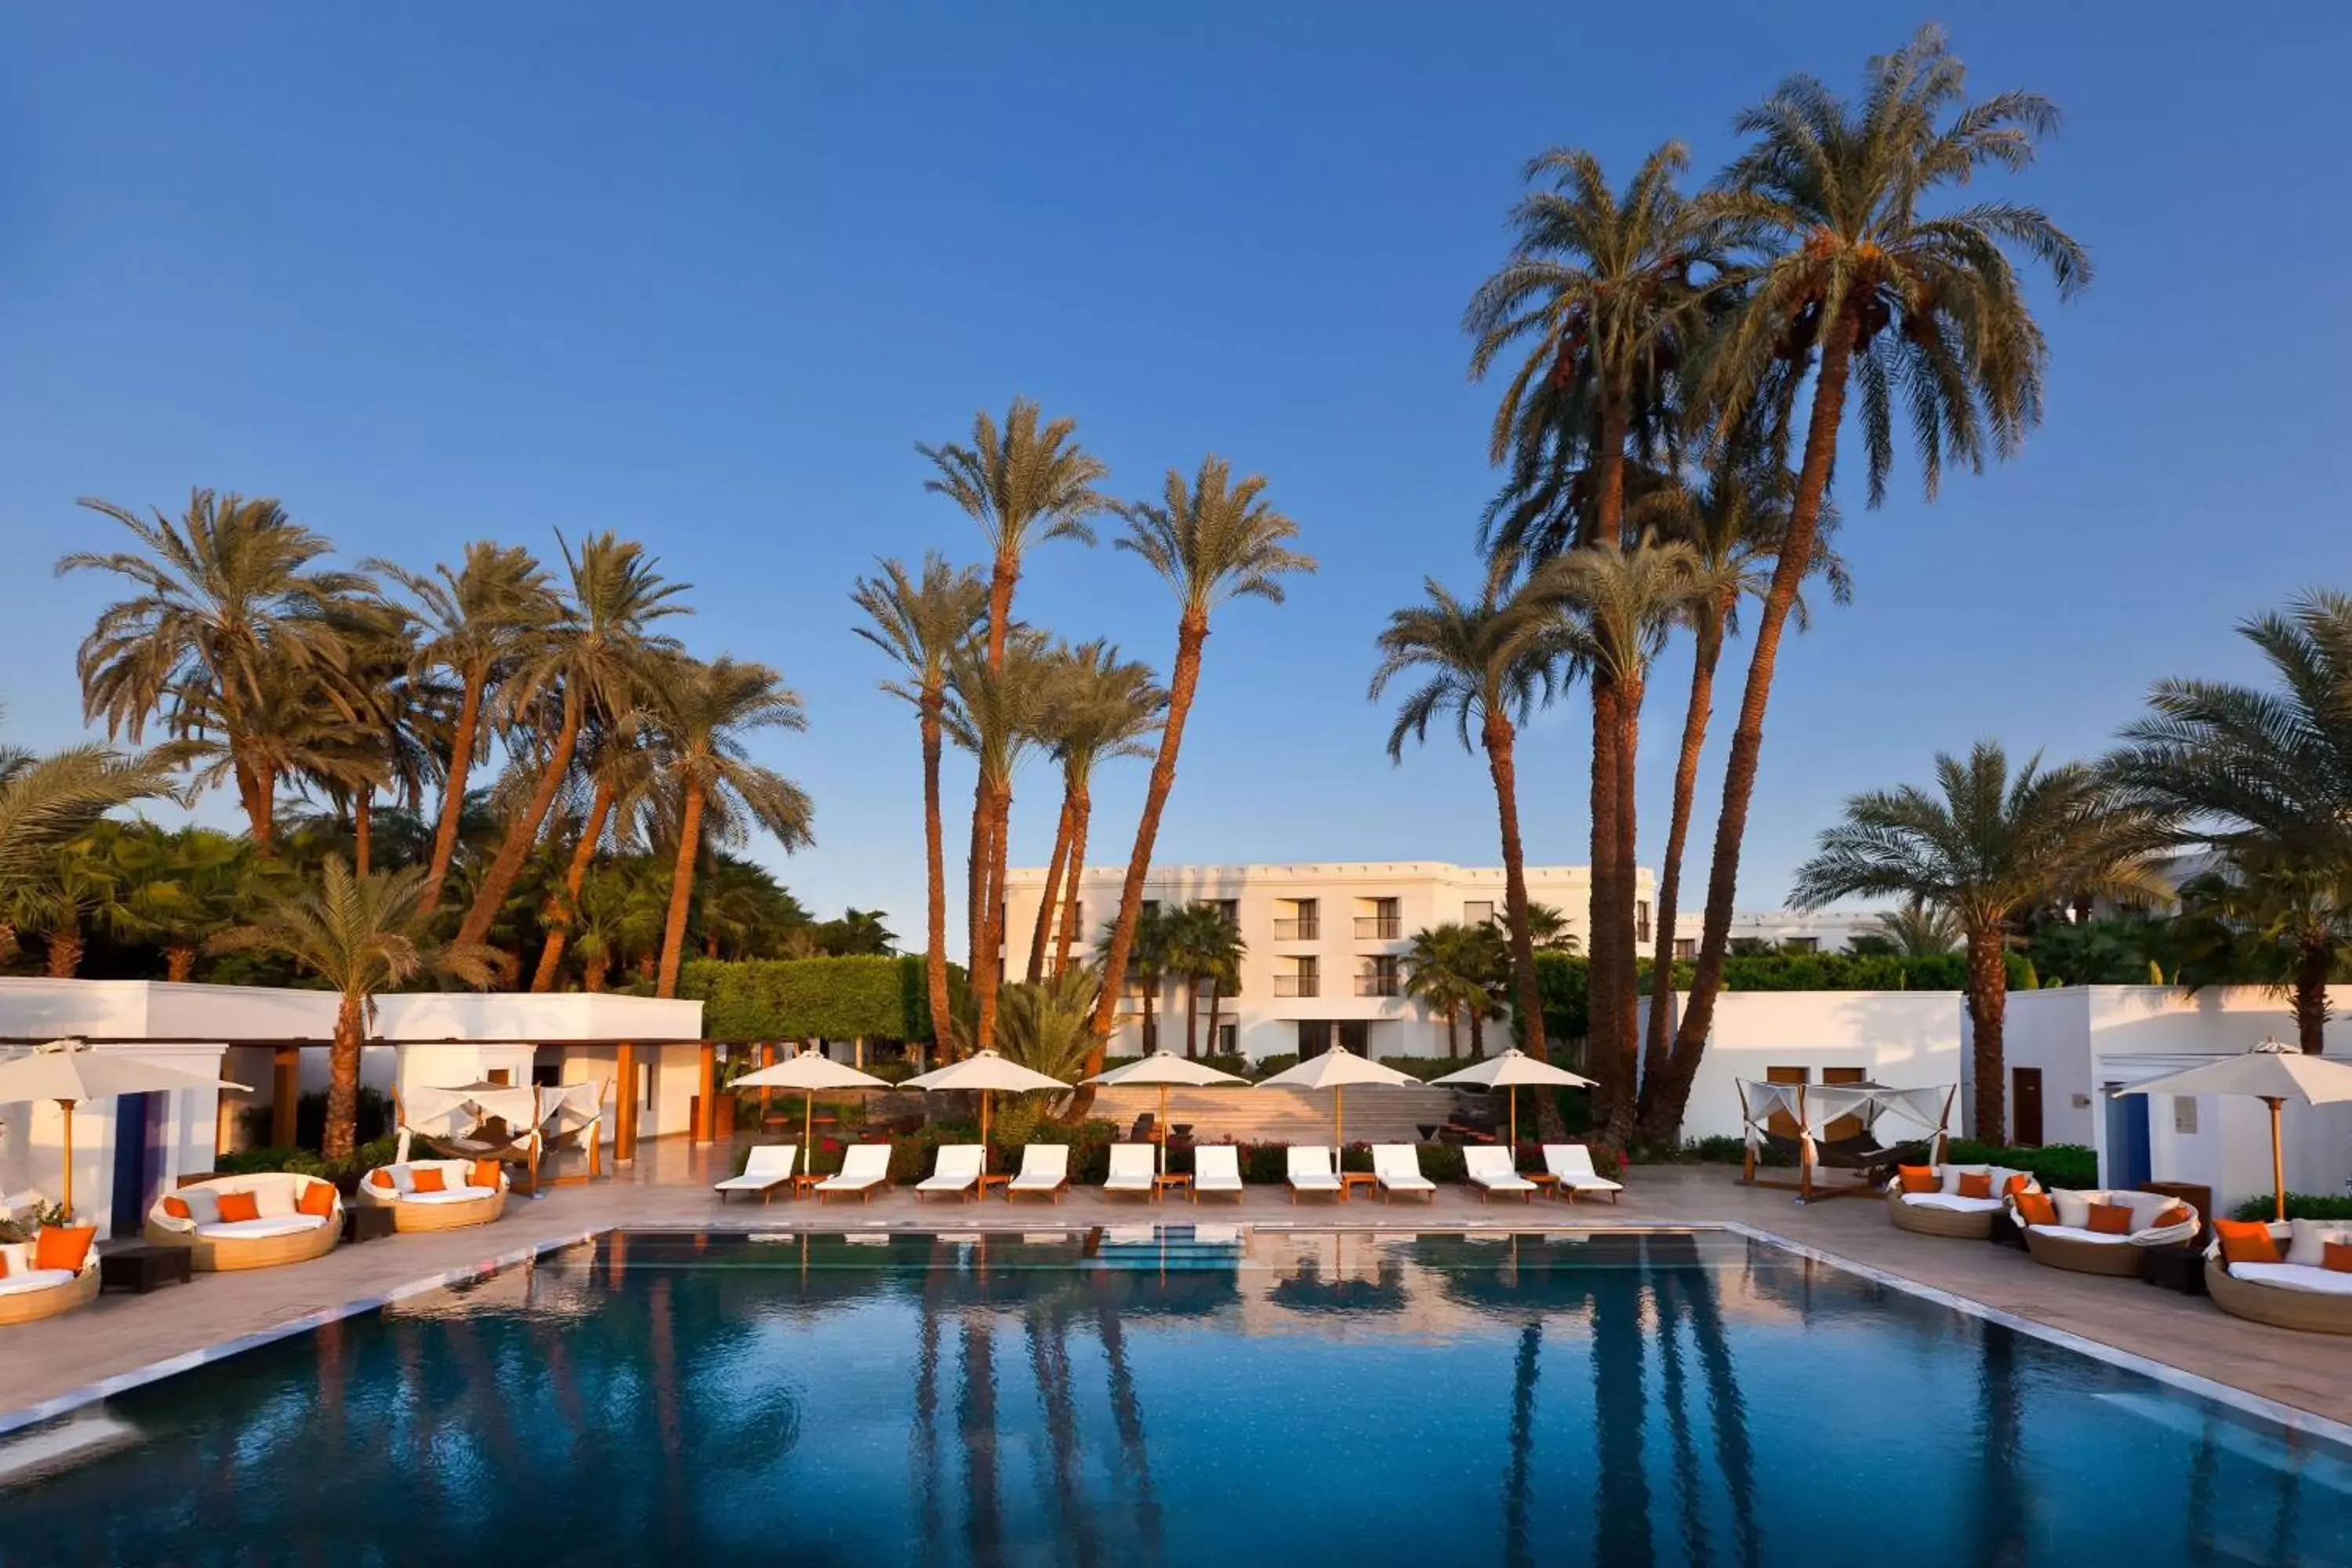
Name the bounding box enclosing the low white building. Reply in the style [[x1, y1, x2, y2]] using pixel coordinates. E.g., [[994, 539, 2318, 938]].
[[0, 980, 704, 1238], [1003, 860, 1655, 1062], [1668, 908, 1894, 957], [1653, 988, 1968, 1143]]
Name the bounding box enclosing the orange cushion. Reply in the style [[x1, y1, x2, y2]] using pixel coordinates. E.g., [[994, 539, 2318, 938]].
[[215, 1190, 260, 1224], [34, 1225, 96, 1273], [1957, 1172, 1993, 1200], [2325, 1242, 2352, 1275], [411, 1167, 446, 1194], [2215, 1219, 2281, 1265], [2087, 1203, 2135, 1236], [471, 1159, 503, 1191], [296, 1181, 336, 1218], [1896, 1165, 1937, 1195], [162, 1195, 192, 1220], [0, 1250, 10, 1278], [367, 1169, 395, 1190], [2002, 1174, 2031, 1198], [2154, 1203, 2193, 1229], [2013, 1192, 2057, 1228]]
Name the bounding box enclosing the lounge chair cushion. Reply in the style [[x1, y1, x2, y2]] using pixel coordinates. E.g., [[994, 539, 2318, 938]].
[[2285, 1219, 2352, 1267], [2027, 1223, 2133, 1246], [412, 1167, 448, 1195], [401, 1185, 497, 1206], [297, 1181, 338, 1218], [2013, 1192, 2057, 1227], [2087, 1202, 2135, 1236], [2329, 1243, 2352, 1273], [471, 1159, 504, 1191], [194, 1216, 331, 1241], [2229, 1261, 2352, 1297], [33, 1226, 95, 1274], [251, 1181, 297, 1219], [1898, 1165, 1937, 1194], [162, 1195, 193, 1221], [1956, 1171, 1993, 1200], [1900, 1192, 2006, 1214], [2215, 1219, 2282, 1265], [1287, 1149, 1341, 1189], [216, 1191, 261, 1225], [1192, 1148, 1242, 1189], [0, 1269, 78, 1298], [1939, 1163, 2027, 1198]]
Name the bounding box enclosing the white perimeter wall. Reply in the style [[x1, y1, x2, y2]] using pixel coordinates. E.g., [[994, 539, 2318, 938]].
[[1668, 990, 1966, 1143], [2001, 989, 2097, 1147]]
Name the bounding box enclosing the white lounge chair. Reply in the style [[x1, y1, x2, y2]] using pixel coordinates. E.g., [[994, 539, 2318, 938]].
[[713, 1144, 798, 1203], [815, 1143, 894, 1203], [1287, 1145, 1342, 1203], [1007, 1144, 1070, 1203], [1371, 1143, 1436, 1203], [1464, 1145, 1536, 1203], [1543, 1143, 1623, 1203], [1103, 1143, 1157, 1200], [1192, 1145, 1243, 1202], [916, 1144, 986, 1203]]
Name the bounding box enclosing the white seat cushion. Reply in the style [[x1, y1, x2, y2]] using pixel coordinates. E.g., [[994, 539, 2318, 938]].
[[401, 1186, 496, 1206], [712, 1174, 786, 1190], [2230, 1261, 2352, 1297], [2027, 1223, 2132, 1246], [0, 1269, 78, 1298], [194, 1216, 329, 1240], [2285, 1220, 2352, 1268], [1473, 1173, 1537, 1190], [1902, 1192, 2006, 1214], [916, 1174, 976, 1191]]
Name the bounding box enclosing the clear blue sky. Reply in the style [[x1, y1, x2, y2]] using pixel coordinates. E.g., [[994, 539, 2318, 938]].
[[2, 5, 2343, 948]]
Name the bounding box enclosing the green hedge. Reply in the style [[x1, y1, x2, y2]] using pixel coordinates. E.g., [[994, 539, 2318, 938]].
[[213, 1134, 403, 1195], [680, 955, 950, 1042], [1942, 1139, 2098, 1190], [1376, 1055, 1483, 1082], [2230, 1193, 2352, 1222], [1536, 949, 2033, 1047]]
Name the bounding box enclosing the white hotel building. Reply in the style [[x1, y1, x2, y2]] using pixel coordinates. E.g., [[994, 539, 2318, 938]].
[[1002, 861, 1656, 1062]]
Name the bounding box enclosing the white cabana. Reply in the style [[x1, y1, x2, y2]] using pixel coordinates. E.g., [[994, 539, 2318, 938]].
[[902, 1050, 1069, 1171], [1734, 1078, 1955, 1201], [1256, 1047, 1420, 1160], [1083, 1050, 1248, 1174], [0, 1040, 248, 1218], [2118, 1038, 2352, 1222], [1428, 1048, 1595, 1159], [397, 1079, 612, 1189], [734, 1048, 893, 1156]]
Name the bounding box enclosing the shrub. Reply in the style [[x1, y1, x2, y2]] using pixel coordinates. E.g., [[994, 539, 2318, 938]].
[[235, 1087, 394, 1151], [679, 954, 949, 1043], [1250, 1054, 1300, 1081], [1943, 1139, 2097, 1190], [1377, 1056, 1481, 1082], [214, 1134, 402, 1194], [2230, 1193, 2352, 1222], [1686, 1134, 1749, 1164]]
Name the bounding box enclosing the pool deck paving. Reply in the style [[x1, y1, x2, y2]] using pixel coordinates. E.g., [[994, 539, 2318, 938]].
[[4, 1143, 2347, 1435]]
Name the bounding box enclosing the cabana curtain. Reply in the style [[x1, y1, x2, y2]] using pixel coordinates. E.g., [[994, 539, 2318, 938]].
[[1736, 1080, 1952, 1163]]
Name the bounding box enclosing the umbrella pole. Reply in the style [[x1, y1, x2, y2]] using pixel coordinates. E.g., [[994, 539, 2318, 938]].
[[982, 1090, 991, 1173], [1335, 1086, 1345, 1167], [1509, 1086, 1517, 1163], [59, 1098, 74, 1219], [805, 1092, 815, 1167], [2269, 1096, 2285, 1223], [1160, 1083, 1169, 1178]]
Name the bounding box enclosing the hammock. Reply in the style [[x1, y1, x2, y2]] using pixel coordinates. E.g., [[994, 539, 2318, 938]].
[[1735, 1079, 1955, 1200], [396, 1081, 611, 1185]]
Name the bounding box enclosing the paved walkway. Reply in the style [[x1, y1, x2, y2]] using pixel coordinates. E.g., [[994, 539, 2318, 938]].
[[4, 1144, 2347, 1432]]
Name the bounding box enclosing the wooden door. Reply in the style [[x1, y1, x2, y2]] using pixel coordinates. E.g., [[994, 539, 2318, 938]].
[[1765, 1065, 1808, 1136], [1821, 1066, 1867, 1142], [2013, 1068, 2044, 1147]]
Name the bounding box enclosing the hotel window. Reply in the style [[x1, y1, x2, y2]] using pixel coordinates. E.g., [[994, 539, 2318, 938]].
[[1275, 956, 1319, 998], [1355, 897, 1401, 941], [1635, 900, 1652, 944], [1215, 1023, 1237, 1055], [1276, 898, 1319, 940], [1783, 937, 1820, 954], [1356, 956, 1401, 998], [1464, 899, 1495, 926], [1673, 938, 1697, 960]]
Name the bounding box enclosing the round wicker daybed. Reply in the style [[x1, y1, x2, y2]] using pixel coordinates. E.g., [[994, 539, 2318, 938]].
[[2204, 1220, 2352, 1335], [1884, 1163, 2039, 1240], [2011, 1187, 2199, 1278], [354, 1158, 508, 1233], [145, 1172, 343, 1272], [0, 1229, 100, 1327]]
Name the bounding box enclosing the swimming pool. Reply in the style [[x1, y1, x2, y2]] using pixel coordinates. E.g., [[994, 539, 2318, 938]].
[[4, 1227, 2348, 1566]]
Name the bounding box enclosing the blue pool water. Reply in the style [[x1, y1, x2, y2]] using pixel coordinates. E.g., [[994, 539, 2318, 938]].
[[3, 1227, 2348, 1566]]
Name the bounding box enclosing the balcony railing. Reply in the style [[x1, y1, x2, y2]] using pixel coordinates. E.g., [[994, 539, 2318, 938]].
[[1272, 918, 1320, 941], [1354, 973, 1400, 998], [1272, 974, 1319, 998], [1354, 916, 1402, 940]]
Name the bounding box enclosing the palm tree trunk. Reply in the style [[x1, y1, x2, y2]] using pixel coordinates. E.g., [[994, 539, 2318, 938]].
[[965, 771, 992, 992], [165, 945, 197, 982], [531, 777, 616, 992], [2295, 931, 2331, 1053], [235, 753, 277, 854], [1470, 1004, 1486, 1058], [1588, 686, 1623, 1128], [1965, 924, 2009, 1142], [459, 682, 583, 949], [1205, 972, 1222, 1058], [584, 952, 610, 993], [1605, 674, 1643, 1148], [1645, 322, 1856, 1142], [1445, 1006, 1459, 1058], [1027, 792, 1075, 984], [655, 779, 706, 999], [920, 690, 953, 1057], [1483, 713, 1547, 1064], [1086, 611, 1207, 1069], [324, 992, 365, 1160], [1184, 971, 1200, 1058], [1142, 982, 1157, 1054], [45, 919, 82, 978], [422, 670, 486, 908], [1053, 785, 1091, 977], [1640, 614, 1722, 1123], [971, 778, 1011, 1051], [353, 786, 373, 878]]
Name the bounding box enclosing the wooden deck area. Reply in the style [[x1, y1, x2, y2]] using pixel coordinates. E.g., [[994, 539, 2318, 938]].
[[2, 1145, 2347, 1436]]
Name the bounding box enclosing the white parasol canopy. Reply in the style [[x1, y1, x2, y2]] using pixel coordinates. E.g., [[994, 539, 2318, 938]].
[[902, 1050, 1071, 1171], [2119, 1038, 2352, 1221], [1428, 1048, 1595, 1156], [0, 1040, 249, 1217], [1084, 1050, 1249, 1174], [1255, 1047, 1420, 1160], [734, 1048, 893, 1156]]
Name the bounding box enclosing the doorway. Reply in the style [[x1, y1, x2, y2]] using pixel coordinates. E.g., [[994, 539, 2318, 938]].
[[109, 1091, 169, 1237], [2102, 1085, 2151, 1189], [2012, 1068, 2044, 1147]]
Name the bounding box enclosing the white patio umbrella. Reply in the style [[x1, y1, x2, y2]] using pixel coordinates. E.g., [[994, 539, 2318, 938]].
[[1083, 1050, 1249, 1174], [1428, 1047, 1596, 1160], [1255, 1046, 1420, 1160], [734, 1048, 893, 1156], [2118, 1038, 2352, 1222], [902, 1049, 1071, 1171], [0, 1040, 249, 1218]]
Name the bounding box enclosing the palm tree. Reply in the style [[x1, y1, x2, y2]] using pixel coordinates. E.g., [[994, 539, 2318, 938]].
[[1535, 538, 1717, 1144], [1085, 459, 1316, 1064], [306, 594, 443, 877], [2106, 591, 2352, 1051], [111, 823, 250, 980], [1404, 921, 1506, 1057], [1655, 26, 2091, 1142], [919, 399, 1110, 968], [5, 831, 144, 977], [1371, 575, 1567, 1069], [1161, 902, 1241, 1059], [528, 710, 655, 990], [1790, 742, 2166, 1140], [853, 554, 989, 1047], [990, 969, 1105, 1084], [942, 636, 1052, 1050], [638, 656, 813, 997], [375, 543, 562, 908], [1025, 642, 1165, 982], [1519, 902, 1581, 953], [0, 721, 182, 898], [1098, 906, 1177, 1054], [60, 489, 374, 850], [211, 858, 504, 1157], [456, 532, 689, 950], [1872, 895, 1962, 957]]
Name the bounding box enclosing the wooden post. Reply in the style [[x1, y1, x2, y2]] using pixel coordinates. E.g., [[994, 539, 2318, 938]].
[[695, 1042, 716, 1144], [760, 1041, 776, 1123], [271, 1046, 299, 1148], [213, 1086, 234, 1160], [615, 1044, 637, 1163]]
